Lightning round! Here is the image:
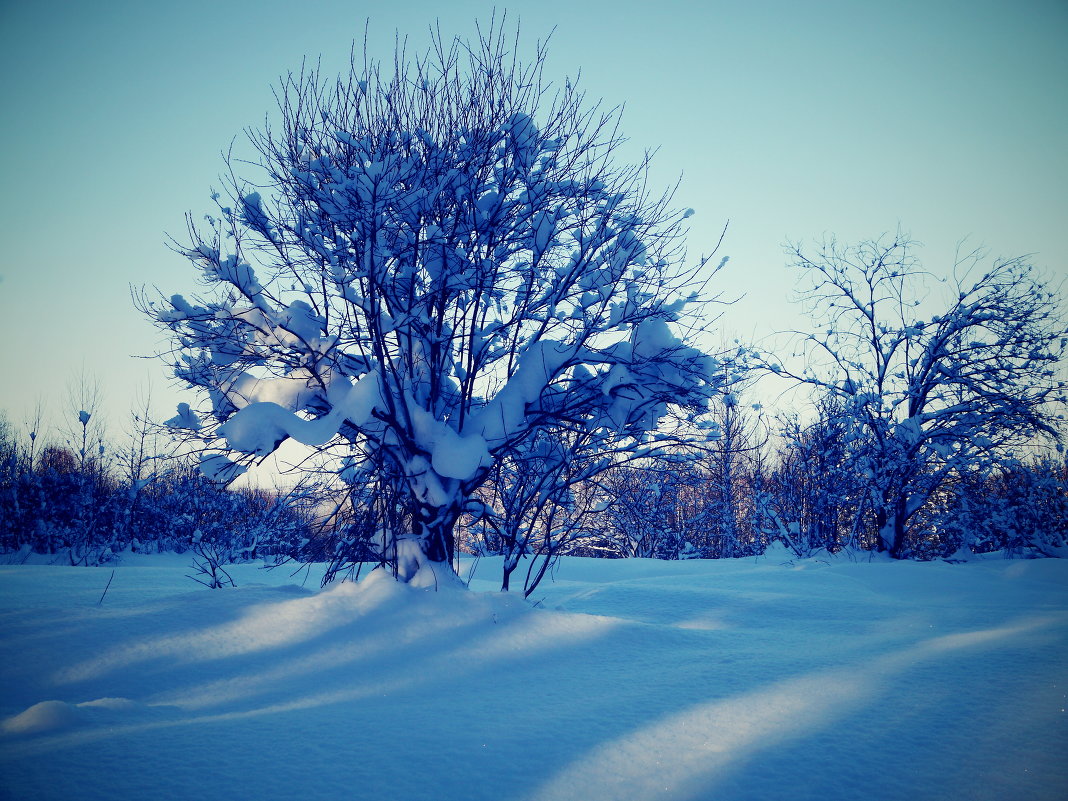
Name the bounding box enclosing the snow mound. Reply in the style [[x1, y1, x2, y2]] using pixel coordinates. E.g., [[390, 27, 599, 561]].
[[1, 700, 82, 736], [1, 697, 143, 737]]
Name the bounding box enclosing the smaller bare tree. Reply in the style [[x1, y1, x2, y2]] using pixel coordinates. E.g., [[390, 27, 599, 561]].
[[772, 233, 1067, 557]]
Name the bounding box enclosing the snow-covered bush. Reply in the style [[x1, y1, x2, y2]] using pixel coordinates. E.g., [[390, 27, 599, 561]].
[[598, 460, 708, 559], [933, 459, 1068, 558], [0, 414, 25, 554], [463, 426, 624, 593], [0, 410, 320, 566], [761, 399, 872, 557], [143, 21, 724, 583], [0, 438, 122, 564], [145, 463, 319, 562], [187, 536, 236, 589]]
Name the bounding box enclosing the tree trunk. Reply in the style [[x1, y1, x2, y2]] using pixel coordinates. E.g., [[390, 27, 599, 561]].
[[889, 496, 908, 558], [876, 493, 908, 558], [407, 500, 459, 580], [501, 559, 515, 592]]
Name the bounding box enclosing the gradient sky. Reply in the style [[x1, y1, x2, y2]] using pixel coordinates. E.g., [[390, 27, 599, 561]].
[[1, 0, 1065, 442]]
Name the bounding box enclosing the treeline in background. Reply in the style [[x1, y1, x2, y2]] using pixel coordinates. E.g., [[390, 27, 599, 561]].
[[2, 383, 1063, 594]]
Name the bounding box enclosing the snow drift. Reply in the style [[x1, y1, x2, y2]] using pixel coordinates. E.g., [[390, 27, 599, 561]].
[[0, 552, 1065, 800]]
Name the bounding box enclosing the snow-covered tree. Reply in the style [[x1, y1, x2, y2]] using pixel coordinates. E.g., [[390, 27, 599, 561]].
[[700, 356, 768, 556], [0, 414, 22, 553], [774, 234, 1067, 557], [765, 399, 870, 556], [599, 458, 710, 559], [144, 23, 722, 583]]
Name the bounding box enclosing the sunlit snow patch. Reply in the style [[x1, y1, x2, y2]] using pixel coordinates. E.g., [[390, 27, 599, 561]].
[[2, 697, 143, 737]]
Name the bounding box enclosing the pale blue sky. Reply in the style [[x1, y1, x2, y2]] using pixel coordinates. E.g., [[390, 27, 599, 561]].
[[1, 0, 1065, 437]]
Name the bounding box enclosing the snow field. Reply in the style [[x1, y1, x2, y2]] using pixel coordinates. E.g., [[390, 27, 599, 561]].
[[0, 551, 1065, 800]]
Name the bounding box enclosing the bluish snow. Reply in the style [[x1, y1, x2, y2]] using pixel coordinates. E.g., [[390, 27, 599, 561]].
[[0, 549, 1065, 800]]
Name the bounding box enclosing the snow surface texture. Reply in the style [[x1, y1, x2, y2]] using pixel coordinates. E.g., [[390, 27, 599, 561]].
[[0, 550, 1066, 800]]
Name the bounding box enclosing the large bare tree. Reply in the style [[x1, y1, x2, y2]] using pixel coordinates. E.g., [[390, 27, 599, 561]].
[[144, 22, 723, 582]]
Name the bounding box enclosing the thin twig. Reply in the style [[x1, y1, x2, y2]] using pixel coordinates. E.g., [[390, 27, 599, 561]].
[[98, 569, 116, 605]]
